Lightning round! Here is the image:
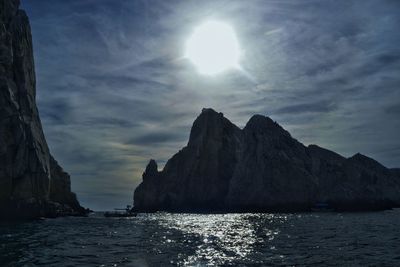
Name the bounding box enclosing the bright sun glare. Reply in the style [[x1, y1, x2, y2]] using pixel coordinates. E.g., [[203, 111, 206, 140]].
[[185, 20, 241, 75]]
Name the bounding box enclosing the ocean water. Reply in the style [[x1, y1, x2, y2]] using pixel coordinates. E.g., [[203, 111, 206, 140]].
[[1, 210, 400, 266]]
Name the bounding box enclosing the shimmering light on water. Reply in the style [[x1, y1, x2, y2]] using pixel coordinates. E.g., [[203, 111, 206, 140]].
[[1, 211, 400, 266], [152, 213, 286, 265]]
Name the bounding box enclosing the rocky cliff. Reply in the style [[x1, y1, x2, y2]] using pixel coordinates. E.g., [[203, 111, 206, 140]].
[[0, 0, 85, 219], [134, 108, 400, 212]]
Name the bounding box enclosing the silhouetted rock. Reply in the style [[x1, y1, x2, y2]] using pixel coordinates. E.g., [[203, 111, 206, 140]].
[[134, 108, 400, 212], [391, 168, 400, 177], [0, 0, 86, 219]]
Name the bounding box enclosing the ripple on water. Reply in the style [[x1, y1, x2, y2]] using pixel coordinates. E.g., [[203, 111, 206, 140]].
[[1, 210, 400, 266]]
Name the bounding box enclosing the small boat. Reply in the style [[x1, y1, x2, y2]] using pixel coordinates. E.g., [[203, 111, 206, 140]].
[[104, 205, 137, 218], [311, 202, 334, 212], [104, 212, 137, 218]]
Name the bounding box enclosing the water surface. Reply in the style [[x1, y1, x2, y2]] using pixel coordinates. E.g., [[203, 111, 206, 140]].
[[1, 210, 400, 266]]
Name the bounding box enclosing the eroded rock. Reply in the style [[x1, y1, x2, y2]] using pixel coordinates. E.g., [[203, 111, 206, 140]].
[[0, 0, 86, 219], [134, 108, 400, 212]]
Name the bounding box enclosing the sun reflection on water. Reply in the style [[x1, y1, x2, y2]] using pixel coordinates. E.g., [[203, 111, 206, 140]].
[[145, 213, 288, 266]]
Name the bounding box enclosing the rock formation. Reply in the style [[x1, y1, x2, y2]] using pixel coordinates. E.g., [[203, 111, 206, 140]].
[[0, 0, 86, 219], [134, 108, 400, 212]]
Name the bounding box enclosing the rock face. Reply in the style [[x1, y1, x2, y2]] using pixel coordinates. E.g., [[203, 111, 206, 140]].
[[134, 108, 400, 212], [0, 0, 85, 219]]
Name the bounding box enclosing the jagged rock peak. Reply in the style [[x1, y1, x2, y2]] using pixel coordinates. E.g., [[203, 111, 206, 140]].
[[188, 108, 239, 146], [200, 107, 223, 116], [349, 153, 377, 164], [193, 108, 227, 127], [144, 159, 158, 176], [245, 114, 274, 129], [133, 108, 400, 213], [244, 114, 291, 137], [350, 152, 368, 160], [348, 153, 387, 170]]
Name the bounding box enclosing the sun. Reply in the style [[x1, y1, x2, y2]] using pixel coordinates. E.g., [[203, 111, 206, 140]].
[[185, 20, 241, 75]]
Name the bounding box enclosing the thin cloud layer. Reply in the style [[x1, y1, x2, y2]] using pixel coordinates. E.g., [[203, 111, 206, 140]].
[[22, 0, 400, 210]]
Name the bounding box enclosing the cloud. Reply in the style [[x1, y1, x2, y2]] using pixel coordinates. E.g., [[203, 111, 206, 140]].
[[273, 100, 337, 115], [127, 131, 188, 146], [384, 103, 400, 115], [21, 0, 400, 209]]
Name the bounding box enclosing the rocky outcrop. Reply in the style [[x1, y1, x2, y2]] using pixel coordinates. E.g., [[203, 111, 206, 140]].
[[133, 108, 400, 212], [0, 0, 86, 219]]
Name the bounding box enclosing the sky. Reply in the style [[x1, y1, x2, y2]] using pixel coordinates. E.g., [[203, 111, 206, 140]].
[[21, 0, 400, 210]]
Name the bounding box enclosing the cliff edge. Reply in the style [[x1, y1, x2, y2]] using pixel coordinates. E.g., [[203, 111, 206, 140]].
[[0, 0, 86, 219], [134, 108, 400, 212]]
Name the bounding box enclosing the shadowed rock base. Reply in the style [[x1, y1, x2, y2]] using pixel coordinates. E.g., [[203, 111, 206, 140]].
[[0, 199, 88, 220]]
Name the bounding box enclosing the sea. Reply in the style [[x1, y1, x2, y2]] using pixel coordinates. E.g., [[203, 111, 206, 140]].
[[1, 210, 400, 266]]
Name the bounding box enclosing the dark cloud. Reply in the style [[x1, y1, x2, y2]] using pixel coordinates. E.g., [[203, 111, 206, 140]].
[[128, 131, 188, 146], [21, 0, 400, 210], [84, 73, 172, 92], [384, 103, 400, 115], [83, 117, 137, 128], [273, 101, 337, 115], [377, 54, 400, 65], [39, 98, 73, 125]]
